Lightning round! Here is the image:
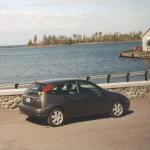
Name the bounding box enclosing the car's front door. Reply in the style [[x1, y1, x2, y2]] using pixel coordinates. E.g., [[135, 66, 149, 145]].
[[77, 80, 109, 114]]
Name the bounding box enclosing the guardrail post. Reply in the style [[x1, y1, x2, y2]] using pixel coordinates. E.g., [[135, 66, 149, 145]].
[[107, 74, 111, 83], [15, 83, 19, 89], [145, 71, 148, 81], [86, 76, 90, 81], [126, 73, 130, 82]]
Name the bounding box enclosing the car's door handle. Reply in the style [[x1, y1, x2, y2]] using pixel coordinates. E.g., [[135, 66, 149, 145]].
[[98, 93, 101, 96], [64, 96, 68, 99], [87, 96, 91, 99]]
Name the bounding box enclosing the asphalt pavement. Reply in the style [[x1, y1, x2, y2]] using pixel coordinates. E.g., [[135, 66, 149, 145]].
[[0, 98, 150, 150]]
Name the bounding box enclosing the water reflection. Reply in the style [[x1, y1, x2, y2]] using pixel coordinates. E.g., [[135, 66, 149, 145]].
[[0, 41, 148, 84]]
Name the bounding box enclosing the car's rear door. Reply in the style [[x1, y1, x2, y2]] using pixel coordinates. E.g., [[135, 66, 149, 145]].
[[61, 81, 89, 117]]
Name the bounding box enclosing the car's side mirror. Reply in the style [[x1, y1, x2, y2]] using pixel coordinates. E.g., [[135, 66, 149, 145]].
[[98, 90, 105, 96]]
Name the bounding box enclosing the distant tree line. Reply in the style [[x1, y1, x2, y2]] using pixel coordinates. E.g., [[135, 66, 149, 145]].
[[28, 31, 142, 46]]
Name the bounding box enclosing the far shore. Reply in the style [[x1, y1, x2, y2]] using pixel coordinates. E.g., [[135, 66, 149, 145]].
[[26, 40, 141, 49], [0, 40, 141, 49]]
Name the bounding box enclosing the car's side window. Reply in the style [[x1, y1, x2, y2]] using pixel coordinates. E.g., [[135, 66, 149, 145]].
[[53, 82, 78, 95], [62, 82, 78, 95], [49, 86, 58, 94], [78, 81, 100, 94]]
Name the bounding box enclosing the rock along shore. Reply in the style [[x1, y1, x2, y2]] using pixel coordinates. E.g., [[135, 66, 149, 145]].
[[119, 50, 150, 59]]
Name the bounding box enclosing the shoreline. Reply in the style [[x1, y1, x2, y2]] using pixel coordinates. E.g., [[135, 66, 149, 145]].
[[0, 40, 141, 49], [27, 40, 141, 49]]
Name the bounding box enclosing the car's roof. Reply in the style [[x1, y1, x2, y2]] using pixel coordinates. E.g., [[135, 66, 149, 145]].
[[36, 78, 85, 84], [33, 78, 102, 89]]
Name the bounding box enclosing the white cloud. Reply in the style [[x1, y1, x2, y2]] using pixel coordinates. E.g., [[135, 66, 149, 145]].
[[0, 0, 115, 8], [0, 0, 150, 45]]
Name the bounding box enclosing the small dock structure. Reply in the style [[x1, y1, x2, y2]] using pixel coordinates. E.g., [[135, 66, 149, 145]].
[[141, 27, 150, 52]]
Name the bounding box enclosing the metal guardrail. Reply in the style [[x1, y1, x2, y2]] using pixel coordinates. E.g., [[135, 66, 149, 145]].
[[0, 70, 149, 90], [0, 82, 31, 90], [80, 70, 149, 83]]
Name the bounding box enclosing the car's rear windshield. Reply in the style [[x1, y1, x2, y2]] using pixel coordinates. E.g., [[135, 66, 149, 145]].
[[25, 82, 46, 94]]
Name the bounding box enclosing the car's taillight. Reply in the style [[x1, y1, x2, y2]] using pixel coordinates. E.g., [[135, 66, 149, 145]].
[[42, 84, 54, 93]]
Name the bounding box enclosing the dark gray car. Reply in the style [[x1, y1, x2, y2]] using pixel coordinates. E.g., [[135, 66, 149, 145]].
[[19, 79, 130, 127]]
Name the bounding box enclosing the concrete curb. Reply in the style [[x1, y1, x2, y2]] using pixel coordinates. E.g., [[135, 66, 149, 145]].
[[0, 88, 26, 96], [98, 81, 150, 89]]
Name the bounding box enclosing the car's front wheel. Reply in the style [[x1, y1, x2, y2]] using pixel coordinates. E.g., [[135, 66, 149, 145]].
[[47, 108, 64, 127], [110, 101, 124, 117]]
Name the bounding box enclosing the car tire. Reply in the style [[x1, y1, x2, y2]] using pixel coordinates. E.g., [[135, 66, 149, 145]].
[[110, 101, 124, 118], [47, 108, 64, 127]]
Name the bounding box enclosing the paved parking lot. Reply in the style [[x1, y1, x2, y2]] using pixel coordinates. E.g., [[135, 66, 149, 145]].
[[0, 98, 150, 150]]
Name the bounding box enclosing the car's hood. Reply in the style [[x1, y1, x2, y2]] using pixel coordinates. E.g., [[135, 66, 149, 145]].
[[105, 90, 127, 100]]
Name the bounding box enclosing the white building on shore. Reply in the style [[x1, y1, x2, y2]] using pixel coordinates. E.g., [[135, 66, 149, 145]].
[[141, 27, 150, 51]]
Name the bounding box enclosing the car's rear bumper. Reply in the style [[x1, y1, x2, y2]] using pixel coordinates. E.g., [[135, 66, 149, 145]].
[[19, 103, 48, 118]]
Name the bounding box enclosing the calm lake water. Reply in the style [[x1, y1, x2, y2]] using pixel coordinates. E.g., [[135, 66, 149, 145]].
[[0, 41, 149, 84]]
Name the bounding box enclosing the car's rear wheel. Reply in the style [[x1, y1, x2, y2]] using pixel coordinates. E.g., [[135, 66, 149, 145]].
[[47, 108, 64, 127], [110, 101, 124, 117]]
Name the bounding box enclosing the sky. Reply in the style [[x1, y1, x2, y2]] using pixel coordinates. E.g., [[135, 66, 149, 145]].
[[0, 0, 150, 46]]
